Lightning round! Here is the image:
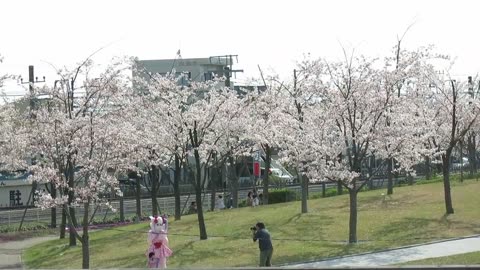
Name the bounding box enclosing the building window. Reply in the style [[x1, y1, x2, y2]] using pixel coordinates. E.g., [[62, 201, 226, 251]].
[[204, 72, 214, 81]]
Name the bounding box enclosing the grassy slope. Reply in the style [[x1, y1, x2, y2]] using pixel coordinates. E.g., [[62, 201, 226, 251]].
[[24, 179, 480, 268]]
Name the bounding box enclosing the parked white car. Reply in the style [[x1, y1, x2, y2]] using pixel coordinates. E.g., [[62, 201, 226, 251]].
[[270, 168, 295, 184]]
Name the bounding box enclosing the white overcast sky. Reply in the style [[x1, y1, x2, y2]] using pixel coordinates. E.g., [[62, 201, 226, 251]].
[[1, 0, 479, 94]]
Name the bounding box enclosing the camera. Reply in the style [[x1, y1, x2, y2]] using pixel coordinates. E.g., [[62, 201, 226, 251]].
[[250, 226, 257, 231]]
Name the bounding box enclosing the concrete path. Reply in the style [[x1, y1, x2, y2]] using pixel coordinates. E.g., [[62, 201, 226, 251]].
[[0, 236, 56, 270], [287, 235, 480, 268]]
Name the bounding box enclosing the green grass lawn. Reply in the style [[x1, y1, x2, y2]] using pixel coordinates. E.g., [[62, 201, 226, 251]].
[[399, 251, 480, 265], [23, 179, 480, 268]]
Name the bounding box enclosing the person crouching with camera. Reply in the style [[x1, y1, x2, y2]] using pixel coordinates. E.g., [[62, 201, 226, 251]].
[[251, 222, 273, 267]]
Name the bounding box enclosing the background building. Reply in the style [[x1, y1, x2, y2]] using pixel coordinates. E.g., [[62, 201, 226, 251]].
[[0, 171, 32, 208], [134, 55, 241, 88]]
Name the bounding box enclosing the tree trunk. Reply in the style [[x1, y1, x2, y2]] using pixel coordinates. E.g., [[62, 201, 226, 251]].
[[228, 156, 239, 208], [69, 206, 76, 246], [425, 156, 432, 180], [60, 206, 66, 239], [387, 158, 394, 195], [193, 149, 208, 240], [150, 165, 159, 217], [195, 186, 208, 240], [408, 172, 414, 186], [119, 196, 125, 222], [337, 181, 343, 195], [135, 173, 142, 223], [50, 208, 56, 228], [189, 124, 208, 240], [50, 183, 57, 228], [81, 202, 90, 269], [81, 233, 89, 269], [322, 182, 326, 197], [210, 165, 216, 212], [468, 134, 477, 176], [459, 141, 464, 182], [441, 153, 455, 214], [368, 155, 375, 190], [301, 174, 308, 213], [67, 159, 77, 246], [348, 188, 358, 243], [263, 145, 271, 205], [173, 155, 181, 221]]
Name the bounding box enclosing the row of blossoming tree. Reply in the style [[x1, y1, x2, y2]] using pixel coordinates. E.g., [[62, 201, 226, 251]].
[[1, 42, 479, 268]]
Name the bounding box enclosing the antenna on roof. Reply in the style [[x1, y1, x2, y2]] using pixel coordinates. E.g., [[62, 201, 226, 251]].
[[170, 49, 182, 73]]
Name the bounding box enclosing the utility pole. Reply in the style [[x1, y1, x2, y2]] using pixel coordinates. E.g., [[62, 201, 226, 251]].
[[20, 65, 45, 117], [18, 65, 45, 231]]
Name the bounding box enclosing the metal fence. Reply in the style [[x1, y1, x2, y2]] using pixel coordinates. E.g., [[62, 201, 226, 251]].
[[0, 178, 411, 227]]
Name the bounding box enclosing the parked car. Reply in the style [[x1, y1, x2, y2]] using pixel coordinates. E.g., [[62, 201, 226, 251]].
[[452, 157, 469, 169], [118, 179, 150, 197], [270, 168, 294, 184]]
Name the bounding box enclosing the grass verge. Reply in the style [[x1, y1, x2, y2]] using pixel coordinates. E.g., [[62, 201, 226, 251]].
[[24, 179, 480, 268]]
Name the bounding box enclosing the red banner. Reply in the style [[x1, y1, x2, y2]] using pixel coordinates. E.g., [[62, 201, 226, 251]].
[[253, 162, 260, 177]]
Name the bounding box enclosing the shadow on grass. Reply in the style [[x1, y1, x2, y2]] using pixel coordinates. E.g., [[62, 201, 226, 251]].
[[374, 217, 438, 240], [285, 213, 302, 224], [90, 230, 145, 247], [274, 241, 362, 266], [276, 213, 335, 243], [439, 214, 480, 234], [357, 193, 427, 211], [320, 192, 424, 212], [173, 239, 250, 267], [373, 215, 480, 243]]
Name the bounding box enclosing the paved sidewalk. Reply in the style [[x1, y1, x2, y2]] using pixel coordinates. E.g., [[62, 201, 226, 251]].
[[287, 235, 480, 268], [0, 236, 56, 269]]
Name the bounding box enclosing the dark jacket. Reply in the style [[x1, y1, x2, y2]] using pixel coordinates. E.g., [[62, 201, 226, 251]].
[[253, 229, 273, 251]]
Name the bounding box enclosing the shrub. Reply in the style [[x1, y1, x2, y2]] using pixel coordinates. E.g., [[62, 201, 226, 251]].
[[238, 199, 247, 208], [324, 188, 338, 197], [0, 223, 50, 233], [268, 189, 298, 204]]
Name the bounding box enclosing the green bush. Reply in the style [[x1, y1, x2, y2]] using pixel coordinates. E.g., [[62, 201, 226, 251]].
[[268, 188, 298, 204], [0, 223, 50, 233], [238, 199, 247, 208], [310, 187, 338, 199], [324, 188, 338, 197]]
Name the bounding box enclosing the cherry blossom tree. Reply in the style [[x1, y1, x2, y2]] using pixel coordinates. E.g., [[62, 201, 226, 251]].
[[24, 57, 133, 269], [0, 55, 24, 169], [0, 54, 10, 90], [243, 79, 280, 206], [0, 103, 29, 172], [181, 80, 252, 239], [294, 45, 438, 243], [420, 70, 480, 214], [132, 68, 253, 239], [129, 69, 191, 220], [254, 61, 328, 213]]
